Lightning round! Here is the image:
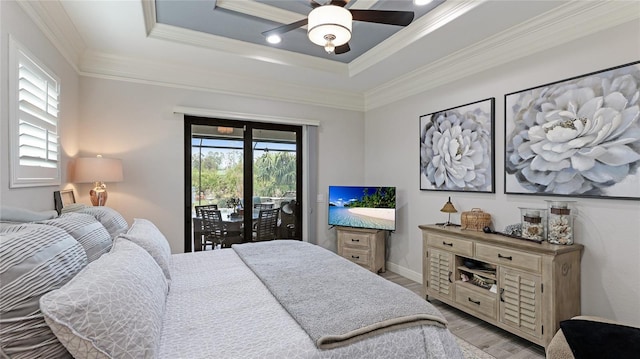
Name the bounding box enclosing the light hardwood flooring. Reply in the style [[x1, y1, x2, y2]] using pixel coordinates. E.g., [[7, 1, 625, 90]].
[[380, 271, 546, 359]]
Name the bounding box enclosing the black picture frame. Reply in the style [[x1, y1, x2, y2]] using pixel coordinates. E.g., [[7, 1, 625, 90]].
[[419, 98, 495, 193], [54, 189, 76, 215], [504, 61, 640, 200]]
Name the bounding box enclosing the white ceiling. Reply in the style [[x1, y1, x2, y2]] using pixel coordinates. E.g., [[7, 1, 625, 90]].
[[19, 0, 640, 111]]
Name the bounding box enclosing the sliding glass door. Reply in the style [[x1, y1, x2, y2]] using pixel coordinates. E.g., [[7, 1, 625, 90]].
[[184, 117, 302, 252]]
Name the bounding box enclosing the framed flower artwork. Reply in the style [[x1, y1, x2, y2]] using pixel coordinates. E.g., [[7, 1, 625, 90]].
[[504, 61, 640, 200], [420, 98, 495, 193]]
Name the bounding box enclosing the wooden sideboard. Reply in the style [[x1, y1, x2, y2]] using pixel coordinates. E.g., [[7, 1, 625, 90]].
[[336, 227, 386, 273], [420, 225, 583, 348]]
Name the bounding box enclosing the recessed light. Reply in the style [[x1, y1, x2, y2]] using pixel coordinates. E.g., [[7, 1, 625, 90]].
[[266, 35, 281, 44], [414, 0, 433, 5]]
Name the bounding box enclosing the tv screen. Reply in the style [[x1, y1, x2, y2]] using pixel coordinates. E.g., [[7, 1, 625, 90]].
[[328, 186, 396, 231]]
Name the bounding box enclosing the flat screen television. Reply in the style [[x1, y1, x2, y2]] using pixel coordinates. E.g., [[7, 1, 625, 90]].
[[328, 186, 396, 231]]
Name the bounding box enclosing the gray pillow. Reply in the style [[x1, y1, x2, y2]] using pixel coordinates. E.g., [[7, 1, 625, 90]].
[[40, 238, 168, 359], [120, 218, 172, 281], [39, 212, 112, 262], [74, 206, 129, 239], [0, 223, 87, 358]]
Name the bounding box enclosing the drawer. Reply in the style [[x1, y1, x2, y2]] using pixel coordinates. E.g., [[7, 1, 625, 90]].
[[427, 234, 473, 257], [341, 247, 370, 267], [339, 232, 372, 250], [476, 244, 541, 273], [455, 284, 496, 320]]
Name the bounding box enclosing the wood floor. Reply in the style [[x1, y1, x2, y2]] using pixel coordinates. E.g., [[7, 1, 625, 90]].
[[381, 271, 546, 359]]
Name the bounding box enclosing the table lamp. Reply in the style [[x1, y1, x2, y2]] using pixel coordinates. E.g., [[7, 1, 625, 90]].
[[439, 196, 458, 227], [74, 155, 123, 206]]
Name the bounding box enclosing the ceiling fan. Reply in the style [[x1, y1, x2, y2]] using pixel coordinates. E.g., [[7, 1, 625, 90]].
[[261, 0, 415, 55]]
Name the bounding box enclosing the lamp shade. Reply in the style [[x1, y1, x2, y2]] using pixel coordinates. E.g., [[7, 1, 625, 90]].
[[308, 5, 352, 47], [74, 156, 123, 183], [440, 197, 457, 213]]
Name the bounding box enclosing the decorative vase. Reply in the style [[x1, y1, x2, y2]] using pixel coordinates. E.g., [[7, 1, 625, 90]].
[[519, 208, 547, 241], [546, 201, 575, 245]]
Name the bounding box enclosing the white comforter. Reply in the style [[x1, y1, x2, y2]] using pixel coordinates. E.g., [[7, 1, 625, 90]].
[[159, 248, 463, 358]]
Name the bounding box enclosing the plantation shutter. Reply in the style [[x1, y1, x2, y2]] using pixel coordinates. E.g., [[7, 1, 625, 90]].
[[9, 36, 61, 187]]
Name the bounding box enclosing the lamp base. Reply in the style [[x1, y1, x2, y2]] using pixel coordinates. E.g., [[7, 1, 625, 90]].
[[435, 222, 460, 227], [90, 183, 108, 206]]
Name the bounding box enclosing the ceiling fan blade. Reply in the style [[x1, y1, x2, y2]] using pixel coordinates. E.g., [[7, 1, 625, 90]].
[[309, 0, 322, 8], [334, 42, 350, 55], [330, 0, 349, 7], [349, 10, 414, 26], [261, 18, 308, 37]]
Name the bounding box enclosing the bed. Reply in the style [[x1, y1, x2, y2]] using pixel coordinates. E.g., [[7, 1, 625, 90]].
[[0, 206, 463, 358]]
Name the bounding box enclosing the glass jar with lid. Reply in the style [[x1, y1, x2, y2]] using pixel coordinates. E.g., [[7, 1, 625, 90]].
[[546, 201, 575, 245], [519, 208, 546, 241]]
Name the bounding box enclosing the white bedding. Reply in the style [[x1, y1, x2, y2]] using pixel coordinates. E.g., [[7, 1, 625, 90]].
[[160, 248, 463, 359]]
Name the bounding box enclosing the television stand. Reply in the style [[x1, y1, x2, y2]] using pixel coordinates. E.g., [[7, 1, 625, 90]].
[[336, 226, 386, 273]]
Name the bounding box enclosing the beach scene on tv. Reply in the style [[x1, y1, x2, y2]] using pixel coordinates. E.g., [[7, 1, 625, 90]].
[[328, 186, 396, 231]]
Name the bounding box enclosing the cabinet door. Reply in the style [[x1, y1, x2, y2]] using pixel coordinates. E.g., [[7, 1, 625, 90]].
[[499, 267, 542, 339], [427, 248, 454, 300]]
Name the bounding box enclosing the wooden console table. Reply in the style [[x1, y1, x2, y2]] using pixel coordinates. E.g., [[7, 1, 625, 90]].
[[420, 224, 583, 348]]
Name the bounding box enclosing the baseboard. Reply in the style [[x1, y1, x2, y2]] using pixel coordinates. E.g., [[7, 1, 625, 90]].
[[385, 261, 422, 284]]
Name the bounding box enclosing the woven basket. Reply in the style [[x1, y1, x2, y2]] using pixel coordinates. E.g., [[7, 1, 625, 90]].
[[461, 208, 491, 231]]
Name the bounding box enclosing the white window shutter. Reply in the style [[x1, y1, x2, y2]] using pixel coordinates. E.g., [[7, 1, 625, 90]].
[[9, 35, 61, 187]]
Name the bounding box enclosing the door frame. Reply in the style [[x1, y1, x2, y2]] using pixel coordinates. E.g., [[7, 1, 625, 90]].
[[183, 116, 302, 252]]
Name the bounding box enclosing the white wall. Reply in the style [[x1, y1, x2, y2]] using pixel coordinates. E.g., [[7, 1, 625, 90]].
[[0, 1, 80, 209], [75, 76, 364, 253], [364, 20, 640, 326]]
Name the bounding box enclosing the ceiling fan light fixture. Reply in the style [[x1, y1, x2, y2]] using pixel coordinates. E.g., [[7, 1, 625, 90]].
[[323, 34, 336, 53], [308, 5, 352, 50]]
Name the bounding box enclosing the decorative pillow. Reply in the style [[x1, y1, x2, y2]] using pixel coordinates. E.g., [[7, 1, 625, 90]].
[[0, 223, 87, 358], [67, 206, 129, 239], [39, 213, 112, 262], [120, 218, 172, 281], [60, 203, 87, 214], [40, 238, 168, 359]]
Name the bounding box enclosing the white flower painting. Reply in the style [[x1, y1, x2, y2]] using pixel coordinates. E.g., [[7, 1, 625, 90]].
[[420, 98, 494, 192], [505, 62, 640, 199]]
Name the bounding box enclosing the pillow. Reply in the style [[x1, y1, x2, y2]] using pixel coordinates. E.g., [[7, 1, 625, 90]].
[[120, 218, 172, 281], [0, 223, 87, 358], [40, 238, 168, 359], [67, 206, 129, 239], [60, 203, 88, 214], [0, 205, 58, 222], [39, 213, 112, 262]]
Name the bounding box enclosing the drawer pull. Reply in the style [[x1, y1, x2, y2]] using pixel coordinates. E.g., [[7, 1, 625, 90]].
[[468, 298, 481, 305], [448, 271, 453, 283], [351, 255, 360, 259], [351, 239, 360, 242], [442, 241, 453, 247], [498, 253, 513, 260], [500, 288, 505, 302]]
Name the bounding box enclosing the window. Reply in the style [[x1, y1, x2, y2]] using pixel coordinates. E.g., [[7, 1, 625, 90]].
[[8, 35, 61, 187]]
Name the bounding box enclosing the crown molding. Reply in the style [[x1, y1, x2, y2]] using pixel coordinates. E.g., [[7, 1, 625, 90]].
[[141, 0, 156, 36], [349, 0, 484, 77], [17, 0, 86, 72], [216, 0, 306, 26], [79, 51, 364, 112], [364, 0, 640, 110]]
